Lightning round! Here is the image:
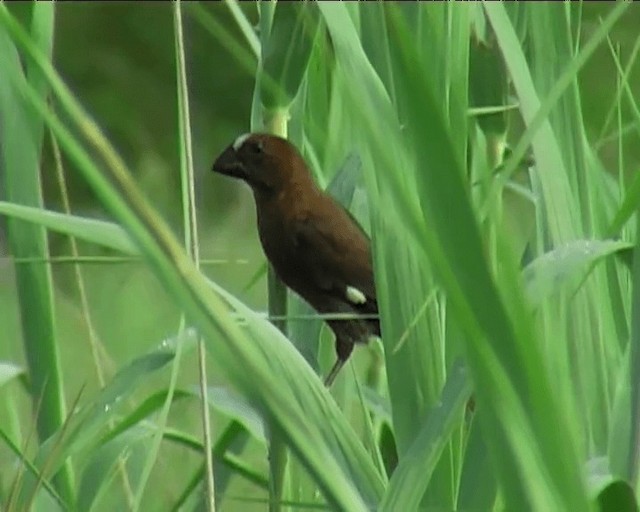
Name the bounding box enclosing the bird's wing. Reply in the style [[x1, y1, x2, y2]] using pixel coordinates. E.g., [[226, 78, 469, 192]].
[[292, 206, 377, 315]]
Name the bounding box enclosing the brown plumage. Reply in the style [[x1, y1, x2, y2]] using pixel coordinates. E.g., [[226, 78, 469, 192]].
[[212, 133, 380, 386]]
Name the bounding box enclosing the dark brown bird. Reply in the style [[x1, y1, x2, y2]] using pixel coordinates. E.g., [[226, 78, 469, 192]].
[[212, 133, 380, 386]]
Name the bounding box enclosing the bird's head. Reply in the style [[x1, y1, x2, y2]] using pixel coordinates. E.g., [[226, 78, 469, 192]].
[[212, 133, 312, 196]]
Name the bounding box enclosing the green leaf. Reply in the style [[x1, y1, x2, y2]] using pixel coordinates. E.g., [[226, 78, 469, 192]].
[[77, 426, 152, 511], [35, 329, 198, 478], [259, 2, 320, 111], [0, 202, 139, 254], [0, 7, 73, 501], [206, 386, 266, 444], [523, 240, 632, 306], [380, 360, 473, 511]]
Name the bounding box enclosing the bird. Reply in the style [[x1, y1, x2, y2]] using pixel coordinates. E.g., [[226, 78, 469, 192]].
[[212, 133, 380, 386]]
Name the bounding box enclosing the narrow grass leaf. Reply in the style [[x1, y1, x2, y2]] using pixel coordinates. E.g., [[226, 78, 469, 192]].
[[523, 239, 632, 306], [380, 360, 472, 511], [0, 202, 139, 255], [0, 15, 72, 501]]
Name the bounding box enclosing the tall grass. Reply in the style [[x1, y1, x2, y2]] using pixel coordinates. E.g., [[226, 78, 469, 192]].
[[0, 2, 639, 511]]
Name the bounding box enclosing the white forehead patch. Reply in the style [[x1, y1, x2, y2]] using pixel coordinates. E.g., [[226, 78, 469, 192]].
[[232, 133, 252, 151], [346, 286, 367, 305]]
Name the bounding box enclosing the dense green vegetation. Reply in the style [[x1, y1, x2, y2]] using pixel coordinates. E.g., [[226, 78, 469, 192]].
[[1, 3, 640, 511]]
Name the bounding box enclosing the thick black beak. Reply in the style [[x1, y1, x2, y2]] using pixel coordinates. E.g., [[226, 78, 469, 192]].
[[212, 144, 246, 179]]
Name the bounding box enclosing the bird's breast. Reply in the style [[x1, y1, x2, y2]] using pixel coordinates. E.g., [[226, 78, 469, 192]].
[[255, 203, 305, 289]]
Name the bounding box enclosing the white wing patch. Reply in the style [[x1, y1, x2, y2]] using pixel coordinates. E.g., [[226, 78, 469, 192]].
[[233, 133, 252, 151], [346, 286, 367, 305]]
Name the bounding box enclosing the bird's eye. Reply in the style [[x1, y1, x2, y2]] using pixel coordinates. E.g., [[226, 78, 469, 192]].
[[247, 140, 263, 155]]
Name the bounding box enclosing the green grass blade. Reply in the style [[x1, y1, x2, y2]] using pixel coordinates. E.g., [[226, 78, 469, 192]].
[[0, 202, 139, 254], [380, 360, 472, 511], [0, 10, 73, 502]]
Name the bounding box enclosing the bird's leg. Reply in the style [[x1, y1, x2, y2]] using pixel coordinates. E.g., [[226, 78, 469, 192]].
[[324, 338, 354, 387], [323, 359, 343, 387]]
